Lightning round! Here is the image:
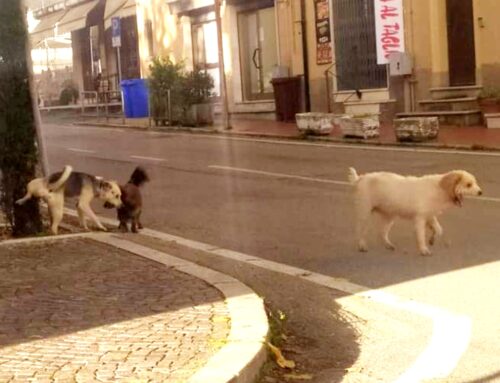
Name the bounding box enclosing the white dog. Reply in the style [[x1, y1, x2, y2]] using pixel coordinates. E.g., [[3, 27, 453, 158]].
[[16, 165, 122, 235], [348, 167, 482, 255]]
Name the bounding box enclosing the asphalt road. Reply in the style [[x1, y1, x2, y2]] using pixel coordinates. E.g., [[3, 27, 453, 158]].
[[43, 122, 500, 383]]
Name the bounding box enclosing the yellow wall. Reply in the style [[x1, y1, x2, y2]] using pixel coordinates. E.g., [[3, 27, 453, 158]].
[[405, 0, 500, 99]]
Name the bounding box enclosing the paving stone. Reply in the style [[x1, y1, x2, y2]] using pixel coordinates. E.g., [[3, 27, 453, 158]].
[[0, 239, 230, 381]]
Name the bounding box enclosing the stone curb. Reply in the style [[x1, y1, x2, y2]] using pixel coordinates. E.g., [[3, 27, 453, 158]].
[[92, 235, 269, 383], [1, 229, 269, 383], [73, 120, 500, 153]]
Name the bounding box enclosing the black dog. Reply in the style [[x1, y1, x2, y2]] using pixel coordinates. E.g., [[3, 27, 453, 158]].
[[105, 167, 149, 232]]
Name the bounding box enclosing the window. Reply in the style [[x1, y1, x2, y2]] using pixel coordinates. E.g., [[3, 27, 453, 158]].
[[191, 20, 220, 97]]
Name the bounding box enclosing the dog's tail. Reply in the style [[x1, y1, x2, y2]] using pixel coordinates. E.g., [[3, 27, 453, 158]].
[[128, 166, 149, 187], [348, 167, 360, 184], [48, 165, 72, 191]]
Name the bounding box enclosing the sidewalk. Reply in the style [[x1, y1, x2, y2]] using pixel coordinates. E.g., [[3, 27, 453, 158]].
[[0, 234, 267, 383], [73, 114, 500, 151]]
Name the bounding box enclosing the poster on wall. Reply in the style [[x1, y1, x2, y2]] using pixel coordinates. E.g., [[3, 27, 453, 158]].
[[314, 0, 332, 65], [374, 0, 405, 64]]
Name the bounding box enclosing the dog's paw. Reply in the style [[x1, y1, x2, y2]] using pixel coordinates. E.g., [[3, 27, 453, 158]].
[[99, 226, 108, 232], [384, 242, 396, 251], [420, 247, 432, 256]]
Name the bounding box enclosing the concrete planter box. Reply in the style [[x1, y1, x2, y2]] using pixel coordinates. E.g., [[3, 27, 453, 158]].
[[295, 113, 335, 135], [485, 113, 500, 128], [394, 117, 439, 142], [184, 103, 214, 127], [339, 115, 380, 139]]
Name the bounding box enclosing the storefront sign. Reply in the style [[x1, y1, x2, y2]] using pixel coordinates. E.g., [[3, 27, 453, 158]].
[[374, 0, 405, 64], [314, 0, 332, 65]]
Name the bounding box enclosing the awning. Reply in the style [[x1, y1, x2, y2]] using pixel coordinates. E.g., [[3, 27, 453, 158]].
[[30, 9, 66, 45], [56, 0, 99, 35], [104, 0, 137, 29]]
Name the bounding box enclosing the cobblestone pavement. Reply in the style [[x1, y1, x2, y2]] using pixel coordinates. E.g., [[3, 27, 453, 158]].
[[0, 239, 230, 383]]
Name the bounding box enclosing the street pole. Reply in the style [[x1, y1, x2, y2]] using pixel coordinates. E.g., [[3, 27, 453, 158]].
[[214, 0, 231, 130], [23, 1, 49, 175]]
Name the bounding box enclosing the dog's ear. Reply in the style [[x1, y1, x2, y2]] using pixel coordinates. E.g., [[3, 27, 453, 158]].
[[440, 171, 463, 200], [100, 181, 112, 191]]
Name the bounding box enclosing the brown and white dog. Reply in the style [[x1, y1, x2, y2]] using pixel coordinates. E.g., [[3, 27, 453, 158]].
[[16, 165, 122, 234], [104, 166, 149, 233], [348, 167, 482, 255]]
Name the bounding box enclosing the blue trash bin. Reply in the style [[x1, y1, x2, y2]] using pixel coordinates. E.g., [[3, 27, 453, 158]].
[[120, 79, 149, 118]]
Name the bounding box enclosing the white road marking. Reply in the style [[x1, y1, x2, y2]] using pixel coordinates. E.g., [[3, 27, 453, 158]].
[[130, 155, 167, 162], [67, 148, 95, 154], [209, 165, 351, 186], [62, 206, 472, 382], [210, 165, 500, 204]]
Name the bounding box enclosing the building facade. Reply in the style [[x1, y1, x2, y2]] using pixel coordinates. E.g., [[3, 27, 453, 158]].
[[30, 0, 500, 121]]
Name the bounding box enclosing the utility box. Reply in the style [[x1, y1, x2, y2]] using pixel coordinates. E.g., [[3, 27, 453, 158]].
[[388, 52, 413, 76]]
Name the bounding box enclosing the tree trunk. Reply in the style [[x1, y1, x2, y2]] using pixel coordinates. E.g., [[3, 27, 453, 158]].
[[0, 0, 43, 236]]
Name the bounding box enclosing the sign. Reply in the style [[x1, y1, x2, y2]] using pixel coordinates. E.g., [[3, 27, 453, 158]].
[[314, 0, 332, 65], [111, 17, 121, 48], [374, 0, 405, 64]]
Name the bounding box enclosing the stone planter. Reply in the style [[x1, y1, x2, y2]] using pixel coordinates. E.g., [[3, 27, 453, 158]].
[[339, 115, 380, 139], [485, 113, 500, 128], [295, 113, 334, 135], [184, 103, 214, 127], [394, 117, 439, 142]]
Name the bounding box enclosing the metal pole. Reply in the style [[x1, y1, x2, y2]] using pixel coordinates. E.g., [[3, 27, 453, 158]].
[[23, 0, 49, 175], [214, 0, 231, 130], [117, 47, 125, 124]]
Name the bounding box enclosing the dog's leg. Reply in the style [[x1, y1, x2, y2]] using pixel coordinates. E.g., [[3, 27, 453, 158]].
[[137, 211, 143, 230], [380, 215, 396, 250], [15, 193, 32, 205], [77, 204, 89, 231], [49, 194, 64, 235], [355, 199, 371, 252], [131, 219, 138, 233], [78, 200, 107, 231], [427, 216, 443, 246], [415, 217, 431, 256]]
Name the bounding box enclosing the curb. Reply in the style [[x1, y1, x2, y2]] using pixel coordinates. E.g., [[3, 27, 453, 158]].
[[72, 120, 500, 153], [92, 235, 269, 383]]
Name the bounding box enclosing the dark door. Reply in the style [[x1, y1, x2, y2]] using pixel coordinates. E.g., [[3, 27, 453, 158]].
[[446, 0, 476, 86]]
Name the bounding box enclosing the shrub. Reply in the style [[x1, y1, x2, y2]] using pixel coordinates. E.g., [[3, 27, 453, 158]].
[[59, 81, 79, 105]]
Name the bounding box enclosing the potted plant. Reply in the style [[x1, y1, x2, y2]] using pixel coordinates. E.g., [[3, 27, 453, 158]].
[[180, 69, 215, 127], [59, 80, 79, 105], [148, 57, 185, 126]]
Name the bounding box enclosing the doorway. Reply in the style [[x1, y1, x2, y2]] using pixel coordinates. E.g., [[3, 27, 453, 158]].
[[238, 6, 278, 101], [446, 0, 476, 86]]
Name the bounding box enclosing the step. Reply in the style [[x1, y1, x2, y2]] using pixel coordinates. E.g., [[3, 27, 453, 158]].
[[396, 110, 482, 126], [429, 85, 483, 100], [418, 97, 479, 112]]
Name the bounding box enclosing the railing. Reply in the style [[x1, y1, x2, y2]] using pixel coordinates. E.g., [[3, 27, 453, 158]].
[[80, 90, 123, 121], [324, 61, 362, 113]]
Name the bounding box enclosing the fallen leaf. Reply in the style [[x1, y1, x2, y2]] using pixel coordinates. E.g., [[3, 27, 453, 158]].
[[267, 342, 296, 369]]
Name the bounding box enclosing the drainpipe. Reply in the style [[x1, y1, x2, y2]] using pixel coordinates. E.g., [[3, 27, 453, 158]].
[[215, 0, 231, 130], [300, 0, 311, 112]]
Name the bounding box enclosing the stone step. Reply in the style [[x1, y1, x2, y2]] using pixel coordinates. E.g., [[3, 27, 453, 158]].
[[419, 97, 479, 112], [429, 85, 483, 100], [396, 110, 482, 126]]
